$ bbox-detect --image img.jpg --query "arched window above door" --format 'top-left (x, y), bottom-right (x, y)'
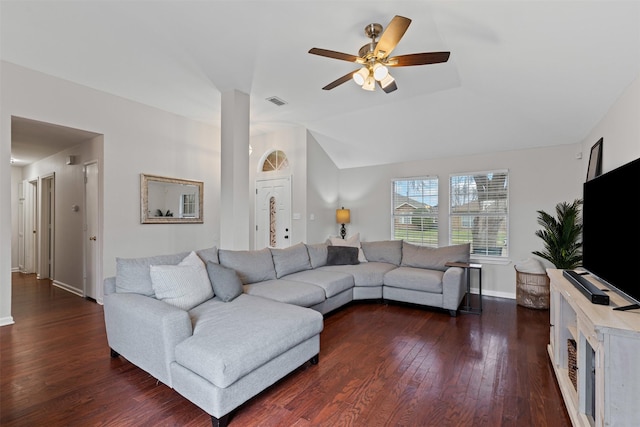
top-left (261, 150), bottom-right (289, 172)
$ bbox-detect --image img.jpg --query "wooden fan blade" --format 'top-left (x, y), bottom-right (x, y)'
top-left (378, 79), bottom-right (397, 94)
top-left (309, 48), bottom-right (360, 63)
top-left (387, 52), bottom-right (450, 67)
top-left (322, 70), bottom-right (357, 90)
top-left (374, 15), bottom-right (411, 59)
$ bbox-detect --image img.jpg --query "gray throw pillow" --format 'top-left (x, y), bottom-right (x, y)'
top-left (206, 261), bottom-right (243, 302)
top-left (270, 243), bottom-right (312, 278)
top-left (326, 246), bottom-right (360, 265)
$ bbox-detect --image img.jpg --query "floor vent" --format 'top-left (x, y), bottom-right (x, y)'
top-left (266, 96), bottom-right (287, 106)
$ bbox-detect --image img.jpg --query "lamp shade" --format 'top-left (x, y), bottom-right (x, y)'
top-left (336, 207), bottom-right (350, 224)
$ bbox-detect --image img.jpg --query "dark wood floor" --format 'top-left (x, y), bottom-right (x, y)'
top-left (1, 272), bottom-right (570, 426)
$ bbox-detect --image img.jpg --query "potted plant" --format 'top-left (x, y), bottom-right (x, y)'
top-left (532, 199), bottom-right (583, 269)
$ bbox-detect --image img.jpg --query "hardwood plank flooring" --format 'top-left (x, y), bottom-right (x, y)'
top-left (1, 273), bottom-right (570, 426)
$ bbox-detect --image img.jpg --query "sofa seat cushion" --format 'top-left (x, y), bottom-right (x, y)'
top-left (319, 262), bottom-right (397, 287)
top-left (283, 270), bottom-right (354, 298)
top-left (177, 294), bottom-right (323, 389)
top-left (383, 266), bottom-right (444, 293)
top-left (243, 279), bottom-right (326, 307)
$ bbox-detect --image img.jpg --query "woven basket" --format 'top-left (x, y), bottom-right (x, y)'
top-left (515, 267), bottom-right (550, 309)
top-left (567, 339), bottom-right (577, 390)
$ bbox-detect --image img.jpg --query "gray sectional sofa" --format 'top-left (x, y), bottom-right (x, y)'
top-left (103, 240), bottom-right (470, 427)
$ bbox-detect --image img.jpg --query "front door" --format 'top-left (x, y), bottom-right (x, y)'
top-left (255, 177), bottom-right (292, 249)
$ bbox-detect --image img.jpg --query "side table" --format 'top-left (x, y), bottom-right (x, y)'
top-left (445, 262), bottom-right (482, 314)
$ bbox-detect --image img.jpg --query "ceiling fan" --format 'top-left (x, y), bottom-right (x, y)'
top-left (309, 15), bottom-right (450, 93)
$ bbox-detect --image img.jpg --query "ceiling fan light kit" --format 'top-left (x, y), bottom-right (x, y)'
top-left (309, 15), bottom-right (450, 94)
top-left (362, 75), bottom-right (376, 91)
top-left (353, 67), bottom-right (369, 85)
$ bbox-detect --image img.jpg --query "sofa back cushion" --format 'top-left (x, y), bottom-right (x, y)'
top-left (401, 242), bottom-right (470, 271)
top-left (150, 251), bottom-right (214, 310)
top-left (116, 250), bottom-right (190, 296)
top-left (306, 243), bottom-right (328, 268)
top-left (218, 248), bottom-right (276, 284)
top-left (270, 243), bottom-right (312, 278)
top-left (361, 240), bottom-right (402, 265)
top-left (196, 246), bottom-right (219, 264)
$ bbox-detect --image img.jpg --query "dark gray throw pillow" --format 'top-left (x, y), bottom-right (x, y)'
top-left (206, 261), bottom-right (243, 302)
top-left (326, 245), bottom-right (360, 266)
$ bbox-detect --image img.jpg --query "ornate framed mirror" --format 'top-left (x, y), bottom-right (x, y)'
top-left (140, 174), bottom-right (203, 224)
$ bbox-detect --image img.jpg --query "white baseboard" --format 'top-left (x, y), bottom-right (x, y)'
top-left (52, 280), bottom-right (83, 297)
top-left (470, 287), bottom-right (516, 300)
top-left (0, 316), bottom-right (15, 326)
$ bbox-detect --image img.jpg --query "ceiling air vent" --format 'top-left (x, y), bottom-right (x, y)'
top-left (266, 96), bottom-right (287, 107)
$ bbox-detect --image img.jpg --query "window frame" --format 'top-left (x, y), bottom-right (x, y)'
top-left (391, 176), bottom-right (439, 247)
top-left (449, 169), bottom-right (509, 260)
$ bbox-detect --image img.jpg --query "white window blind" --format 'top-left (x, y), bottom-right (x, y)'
top-left (181, 193), bottom-right (196, 218)
top-left (449, 171), bottom-right (509, 257)
top-left (392, 177), bottom-right (438, 247)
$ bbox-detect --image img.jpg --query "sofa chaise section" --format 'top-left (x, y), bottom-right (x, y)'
top-left (103, 248), bottom-right (324, 427)
top-left (171, 294), bottom-right (323, 425)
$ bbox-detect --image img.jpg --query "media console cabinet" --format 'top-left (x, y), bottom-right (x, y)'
top-left (548, 269), bottom-right (640, 426)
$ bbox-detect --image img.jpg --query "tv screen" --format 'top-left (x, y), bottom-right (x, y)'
top-left (582, 156), bottom-right (640, 306)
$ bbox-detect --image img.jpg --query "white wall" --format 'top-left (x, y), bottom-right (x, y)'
top-left (305, 131), bottom-right (340, 244)
top-left (1, 61), bottom-right (220, 325)
top-left (580, 74), bottom-right (640, 174)
top-left (338, 144), bottom-right (583, 298)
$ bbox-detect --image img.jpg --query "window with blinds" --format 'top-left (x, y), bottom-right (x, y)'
top-left (449, 171), bottom-right (509, 257)
top-left (392, 177), bottom-right (438, 247)
top-left (181, 193), bottom-right (196, 218)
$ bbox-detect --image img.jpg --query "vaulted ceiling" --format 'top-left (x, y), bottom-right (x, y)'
top-left (3, 1), bottom-right (639, 169)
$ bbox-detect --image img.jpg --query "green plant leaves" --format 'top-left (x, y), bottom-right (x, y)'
top-left (532, 199), bottom-right (583, 269)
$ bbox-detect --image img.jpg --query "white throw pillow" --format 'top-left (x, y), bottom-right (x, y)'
top-left (150, 251), bottom-right (214, 310)
top-left (329, 232), bottom-right (367, 263)
top-left (515, 257), bottom-right (547, 274)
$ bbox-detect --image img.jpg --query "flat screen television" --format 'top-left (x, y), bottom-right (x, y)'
top-left (582, 156), bottom-right (640, 309)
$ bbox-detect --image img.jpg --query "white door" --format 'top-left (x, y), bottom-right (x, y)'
top-left (84, 162), bottom-right (99, 300)
top-left (24, 180), bottom-right (37, 274)
top-left (39, 175), bottom-right (54, 280)
top-left (17, 182), bottom-right (25, 271)
top-left (255, 177), bottom-right (292, 249)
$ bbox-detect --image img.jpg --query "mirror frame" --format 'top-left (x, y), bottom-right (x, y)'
top-left (140, 174), bottom-right (204, 224)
